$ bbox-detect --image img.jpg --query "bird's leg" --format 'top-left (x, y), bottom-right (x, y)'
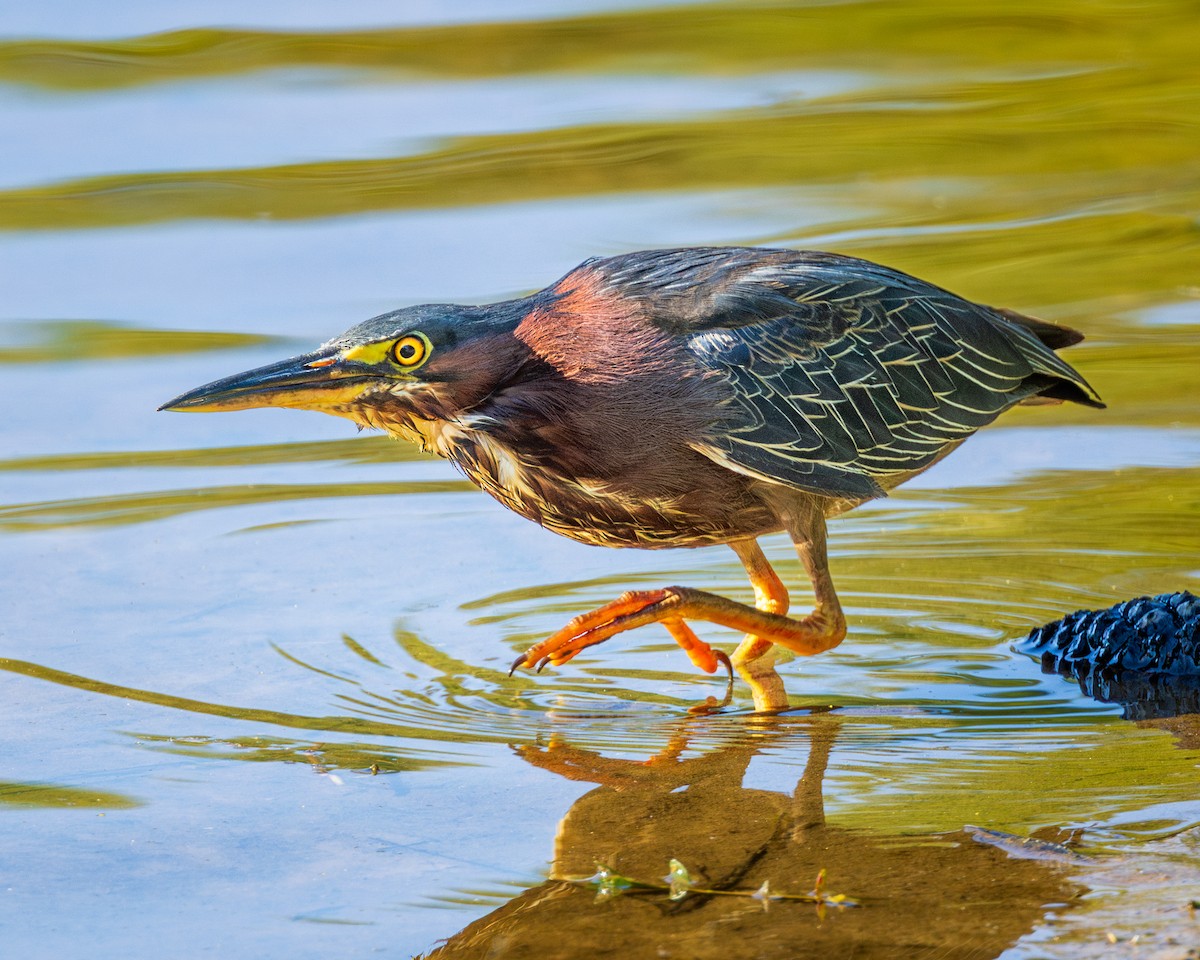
top-left (729, 500), bottom-right (845, 709)
top-left (510, 500), bottom-right (846, 711)
top-left (727, 539), bottom-right (790, 712)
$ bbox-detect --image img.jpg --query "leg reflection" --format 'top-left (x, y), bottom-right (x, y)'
top-left (422, 714), bottom-right (1081, 959)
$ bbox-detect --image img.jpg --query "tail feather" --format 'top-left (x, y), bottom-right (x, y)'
top-left (992, 307), bottom-right (1085, 350)
top-left (990, 306), bottom-right (1106, 409)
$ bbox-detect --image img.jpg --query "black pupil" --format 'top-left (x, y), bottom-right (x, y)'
top-left (398, 342), bottom-right (416, 360)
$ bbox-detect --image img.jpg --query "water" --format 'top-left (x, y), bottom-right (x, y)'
top-left (2, 2), bottom-right (1198, 957)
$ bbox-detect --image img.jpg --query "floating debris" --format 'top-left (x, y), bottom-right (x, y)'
top-left (585, 864), bottom-right (635, 904)
top-left (663, 859), bottom-right (692, 901)
top-left (751, 880), bottom-right (777, 911)
top-left (811, 868), bottom-right (826, 896)
top-left (966, 825), bottom-right (1093, 864)
top-left (569, 861), bottom-right (858, 909)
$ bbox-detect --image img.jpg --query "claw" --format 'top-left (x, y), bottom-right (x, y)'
top-left (713, 648), bottom-right (734, 682)
top-left (686, 649), bottom-right (735, 714)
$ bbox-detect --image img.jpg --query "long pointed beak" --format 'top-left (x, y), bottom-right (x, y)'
top-left (159, 348), bottom-right (374, 413)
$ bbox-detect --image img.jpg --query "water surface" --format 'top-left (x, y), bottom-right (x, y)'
top-left (2, 2), bottom-right (1198, 957)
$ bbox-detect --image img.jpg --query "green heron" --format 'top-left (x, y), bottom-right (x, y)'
top-left (162, 247), bottom-right (1103, 711)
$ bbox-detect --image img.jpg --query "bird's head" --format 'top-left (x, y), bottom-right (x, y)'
top-left (160, 301), bottom-right (532, 437)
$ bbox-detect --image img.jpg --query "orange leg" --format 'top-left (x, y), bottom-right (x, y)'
top-left (510, 497), bottom-right (846, 711)
top-left (728, 539), bottom-right (791, 712)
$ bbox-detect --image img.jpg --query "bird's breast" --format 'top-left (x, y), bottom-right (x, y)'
top-left (430, 417), bottom-right (779, 549)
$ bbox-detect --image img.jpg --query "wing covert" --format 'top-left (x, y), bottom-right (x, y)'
top-left (651, 249), bottom-right (1093, 499)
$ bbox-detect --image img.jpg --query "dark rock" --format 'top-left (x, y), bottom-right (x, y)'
top-left (1014, 591), bottom-right (1200, 720)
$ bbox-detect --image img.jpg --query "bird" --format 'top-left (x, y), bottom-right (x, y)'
top-left (161, 246), bottom-right (1104, 711)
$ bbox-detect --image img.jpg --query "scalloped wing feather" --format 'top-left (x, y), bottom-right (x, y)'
top-left (658, 251), bottom-right (1100, 500)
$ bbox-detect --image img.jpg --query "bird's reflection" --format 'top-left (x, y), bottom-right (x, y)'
top-left (421, 714), bottom-right (1081, 960)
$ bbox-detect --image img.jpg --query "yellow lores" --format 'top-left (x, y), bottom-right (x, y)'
top-left (342, 333), bottom-right (431, 371)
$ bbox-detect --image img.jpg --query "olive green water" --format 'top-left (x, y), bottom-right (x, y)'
top-left (2, 2), bottom-right (1198, 957)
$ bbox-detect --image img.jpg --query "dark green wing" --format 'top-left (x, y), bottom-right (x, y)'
top-left (604, 247), bottom-right (1101, 500)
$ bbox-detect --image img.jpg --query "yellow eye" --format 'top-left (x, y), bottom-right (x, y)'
top-left (391, 334), bottom-right (429, 368)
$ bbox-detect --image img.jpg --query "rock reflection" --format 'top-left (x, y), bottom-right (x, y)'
top-left (422, 715), bottom-right (1080, 960)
